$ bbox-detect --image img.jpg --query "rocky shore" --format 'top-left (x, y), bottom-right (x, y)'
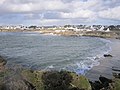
top-left (0, 56), bottom-right (120, 90)
top-left (40, 30), bottom-right (120, 39)
top-left (1, 29), bottom-right (120, 39)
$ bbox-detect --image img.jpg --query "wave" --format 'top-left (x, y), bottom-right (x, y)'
top-left (74, 39), bottom-right (111, 75)
top-left (59, 38), bottom-right (112, 75)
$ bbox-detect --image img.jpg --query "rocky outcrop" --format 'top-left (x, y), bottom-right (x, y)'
top-left (0, 56), bottom-right (120, 90)
top-left (0, 56), bottom-right (32, 90)
top-left (40, 30), bottom-right (119, 39)
top-left (0, 69), bottom-right (91, 90)
top-left (0, 67), bottom-right (120, 90)
top-left (0, 78), bottom-right (32, 90)
top-left (89, 74), bottom-right (120, 90)
top-left (21, 70), bottom-right (91, 90)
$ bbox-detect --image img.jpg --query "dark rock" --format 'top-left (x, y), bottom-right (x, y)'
top-left (0, 56), bottom-right (7, 65)
top-left (112, 67), bottom-right (120, 72)
top-left (116, 37), bottom-right (120, 39)
top-left (104, 54), bottom-right (113, 57)
top-left (99, 75), bottom-right (112, 84)
top-left (23, 79), bottom-right (36, 90)
top-left (99, 75), bottom-right (112, 89)
top-left (89, 75), bottom-right (113, 90)
top-left (113, 73), bottom-right (120, 78)
top-left (89, 81), bottom-right (103, 90)
top-left (0, 56), bottom-right (7, 72)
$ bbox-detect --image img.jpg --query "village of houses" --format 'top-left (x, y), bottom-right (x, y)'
top-left (0, 25), bottom-right (120, 38)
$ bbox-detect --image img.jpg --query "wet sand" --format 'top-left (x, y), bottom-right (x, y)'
top-left (85, 39), bottom-right (120, 81)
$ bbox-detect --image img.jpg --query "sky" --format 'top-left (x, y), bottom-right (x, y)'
top-left (0, 0), bottom-right (120, 26)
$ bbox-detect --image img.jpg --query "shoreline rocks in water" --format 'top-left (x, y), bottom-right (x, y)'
top-left (104, 54), bottom-right (113, 57)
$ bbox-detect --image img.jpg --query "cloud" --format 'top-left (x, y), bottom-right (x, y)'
top-left (0, 0), bottom-right (5, 4)
top-left (0, 0), bottom-right (120, 25)
top-left (99, 6), bottom-right (120, 20)
top-left (23, 19), bottom-right (72, 26)
top-left (70, 0), bottom-right (101, 10)
top-left (0, 0), bottom-right (68, 13)
top-left (60, 10), bottom-right (96, 19)
top-left (0, 0), bottom-right (103, 13)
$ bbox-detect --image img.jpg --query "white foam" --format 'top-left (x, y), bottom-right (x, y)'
top-left (48, 65), bottom-right (54, 69)
top-left (43, 33), bottom-right (59, 36)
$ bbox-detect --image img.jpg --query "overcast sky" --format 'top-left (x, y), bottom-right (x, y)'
top-left (0, 0), bottom-right (120, 26)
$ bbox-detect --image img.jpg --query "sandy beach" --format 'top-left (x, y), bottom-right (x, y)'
top-left (86, 39), bottom-right (120, 81)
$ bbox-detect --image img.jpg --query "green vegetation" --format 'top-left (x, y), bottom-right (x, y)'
top-left (21, 70), bottom-right (44, 90)
top-left (21, 70), bottom-right (91, 90)
top-left (113, 78), bottom-right (120, 90)
top-left (70, 73), bottom-right (91, 90)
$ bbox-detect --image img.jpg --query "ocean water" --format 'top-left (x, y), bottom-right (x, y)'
top-left (0, 32), bottom-right (111, 74)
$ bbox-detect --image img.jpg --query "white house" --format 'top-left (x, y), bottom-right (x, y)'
top-left (105, 28), bottom-right (110, 32)
top-left (98, 26), bottom-right (104, 31)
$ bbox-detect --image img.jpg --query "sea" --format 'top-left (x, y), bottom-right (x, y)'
top-left (0, 32), bottom-right (111, 75)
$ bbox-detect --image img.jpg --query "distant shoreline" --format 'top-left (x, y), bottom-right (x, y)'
top-left (1, 29), bottom-right (120, 39)
top-left (0, 29), bottom-right (40, 32)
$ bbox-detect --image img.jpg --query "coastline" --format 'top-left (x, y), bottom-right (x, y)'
top-left (0, 33), bottom-right (120, 89)
top-left (1, 29), bottom-right (120, 39)
top-left (85, 38), bottom-right (120, 81)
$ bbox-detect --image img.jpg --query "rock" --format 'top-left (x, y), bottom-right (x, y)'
top-left (99, 75), bottom-right (112, 84)
top-left (89, 75), bottom-right (113, 90)
top-left (0, 56), bottom-right (7, 65)
top-left (99, 76), bottom-right (112, 90)
top-left (116, 37), bottom-right (120, 39)
top-left (21, 70), bottom-right (44, 90)
top-left (99, 76), bottom-right (112, 89)
top-left (104, 54), bottom-right (113, 57)
top-left (112, 78), bottom-right (120, 90)
top-left (0, 79), bottom-right (30, 90)
top-left (113, 73), bottom-right (120, 79)
top-left (23, 79), bottom-right (36, 90)
top-left (0, 69), bottom-right (37, 90)
top-left (112, 67), bottom-right (120, 72)
top-left (0, 56), bottom-right (7, 72)
top-left (89, 81), bottom-right (103, 90)
top-left (69, 72), bottom-right (92, 90)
